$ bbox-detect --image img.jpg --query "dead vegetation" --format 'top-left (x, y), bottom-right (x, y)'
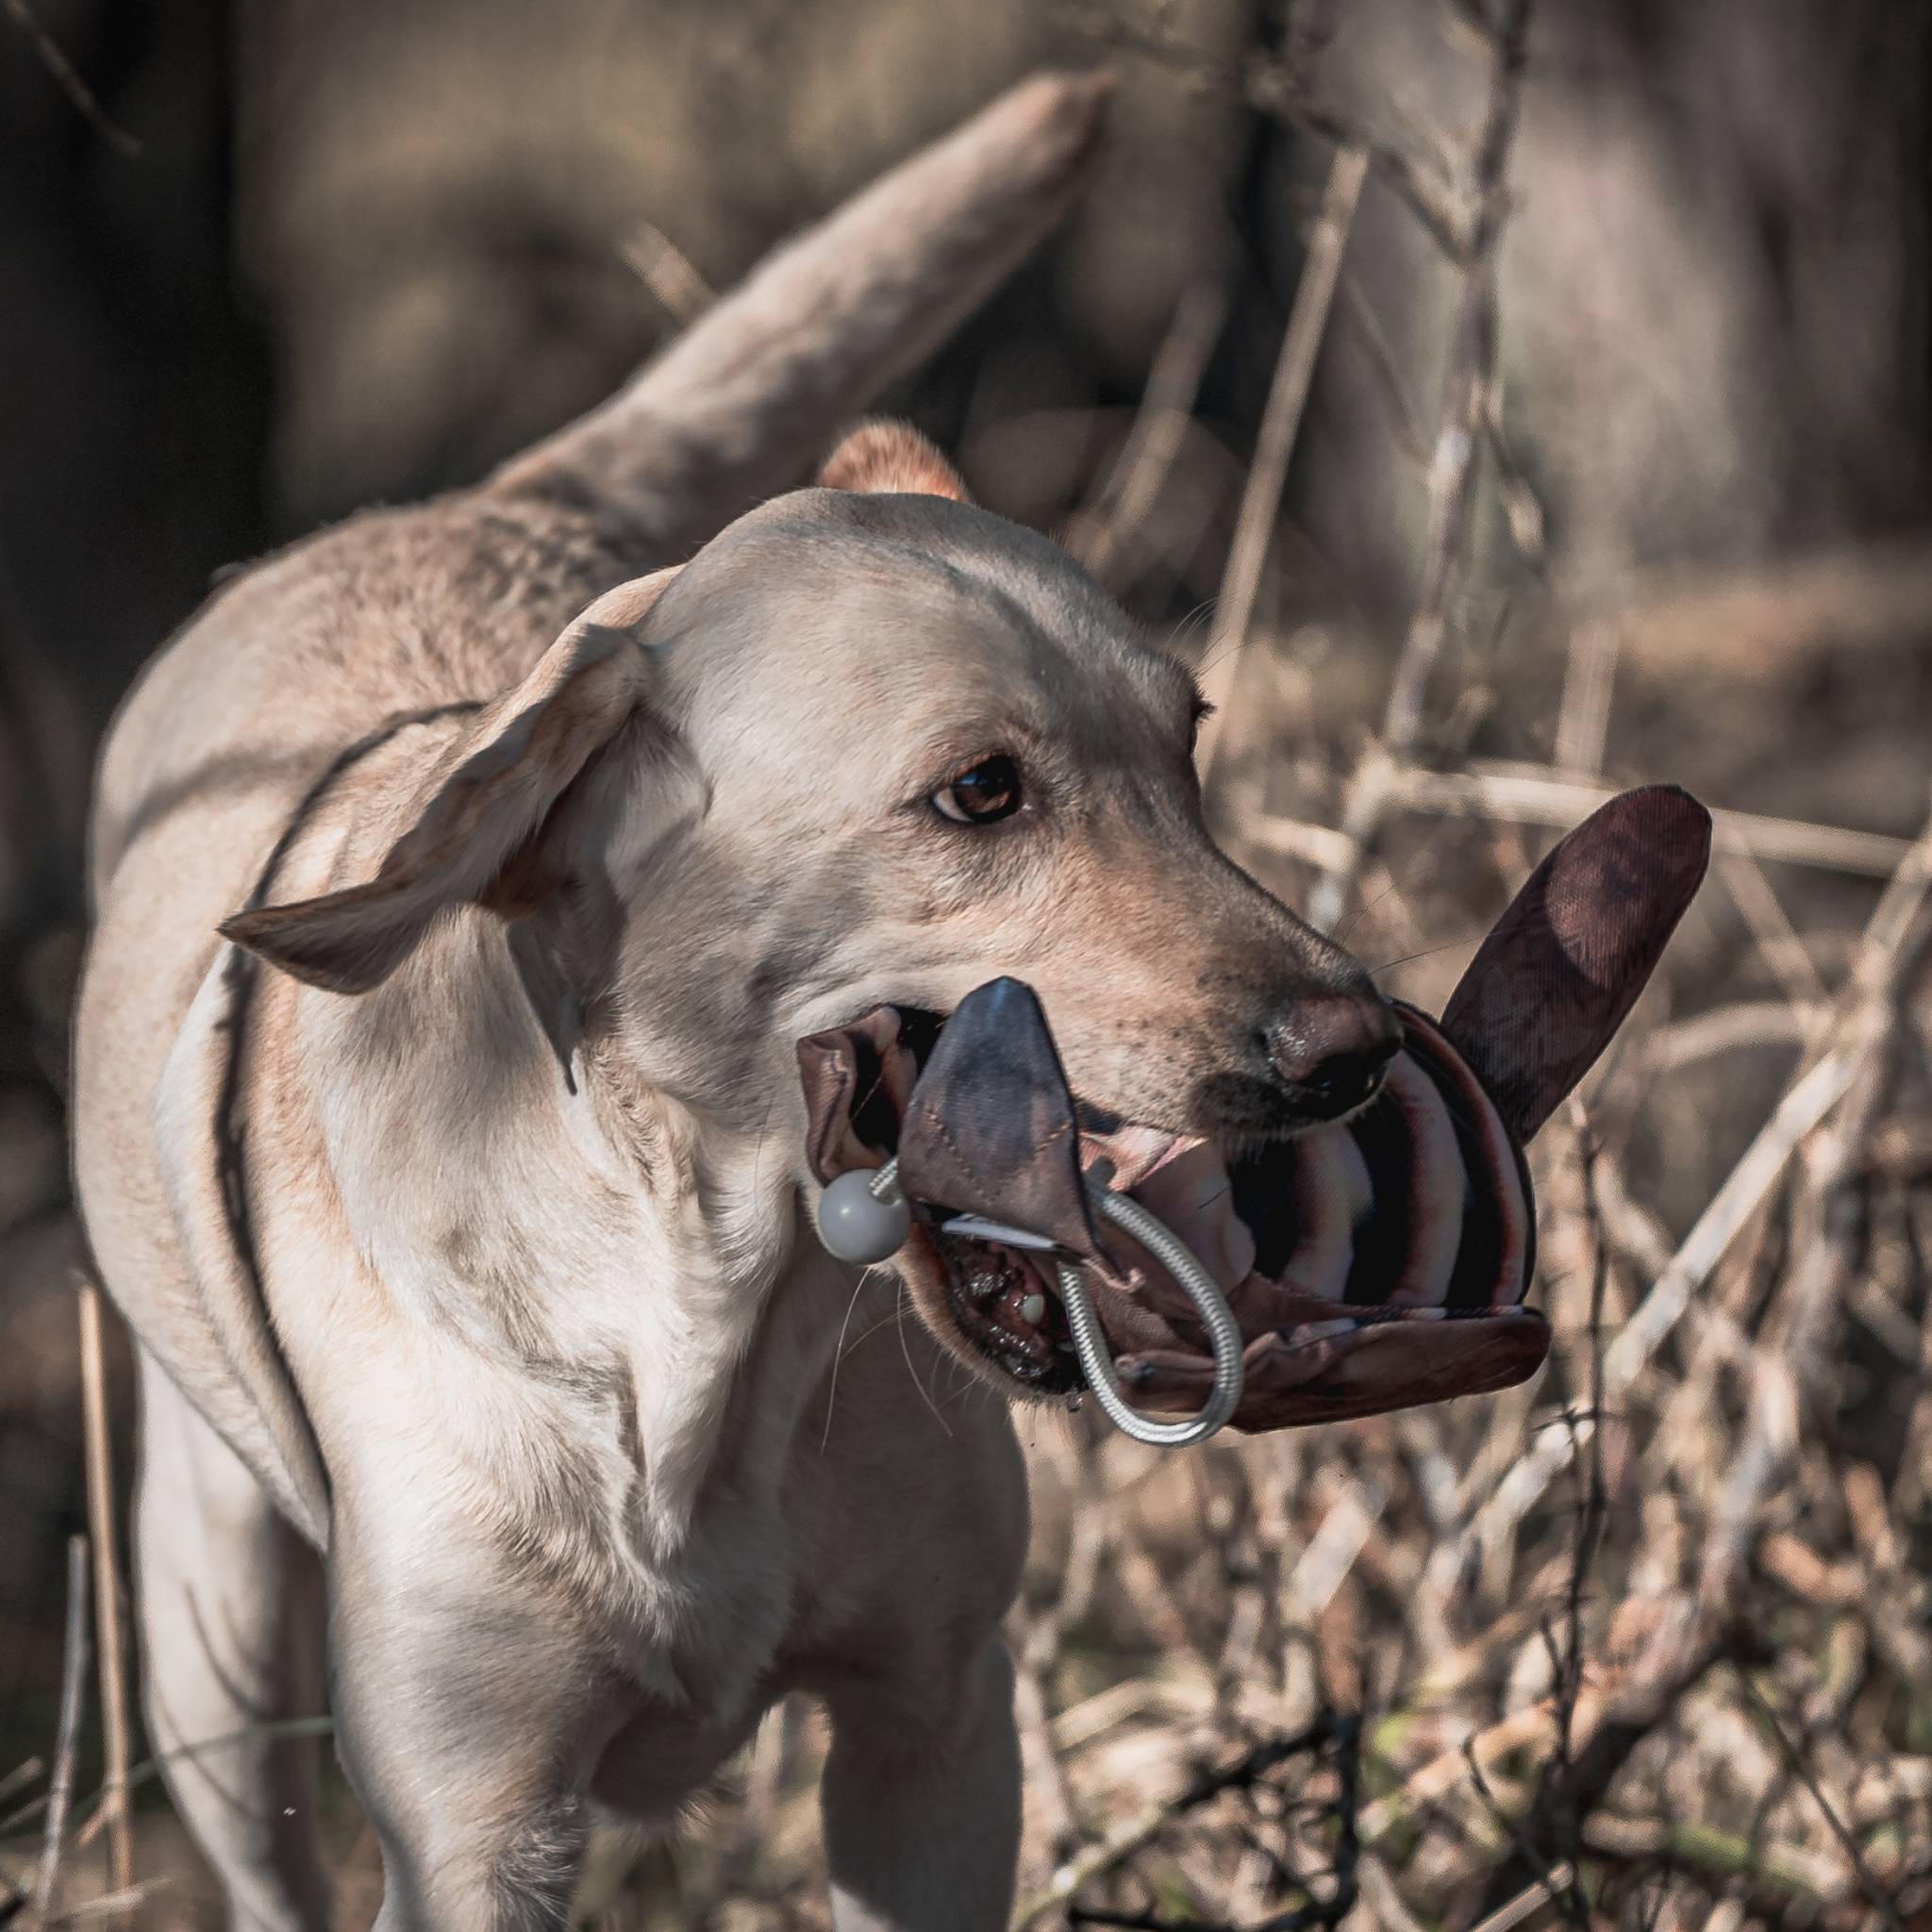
top-left (4, 0), bottom-right (1931, 1925)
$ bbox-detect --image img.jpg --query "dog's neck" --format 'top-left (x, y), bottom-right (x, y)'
top-left (306, 908), bottom-right (849, 1566)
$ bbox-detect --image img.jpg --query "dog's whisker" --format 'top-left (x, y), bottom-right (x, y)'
top-left (1335, 852), bottom-right (1436, 945)
top-left (1164, 596), bottom-right (1218, 656)
top-left (939, 1360), bottom-right (992, 1415)
top-left (819, 1265), bottom-right (879, 1453)
top-left (895, 1282), bottom-right (954, 1440)
top-left (749, 1093), bottom-right (779, 1200)
top-left (828, 1296), bottom-right (907, 1371)
top-left (1368, 936), bottom-right (1482, 978)
top-left (924, 1312), bottom-right (959, 1413)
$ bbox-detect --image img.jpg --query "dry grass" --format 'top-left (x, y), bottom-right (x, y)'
top-left (5, 2), bottom-right (1931, 1926)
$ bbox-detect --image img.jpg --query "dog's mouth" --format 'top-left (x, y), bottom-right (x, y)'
top-left (928, 1224), bottom-right (1078, 1391)
top-left (796, 981), bottom-right (1544, 1427)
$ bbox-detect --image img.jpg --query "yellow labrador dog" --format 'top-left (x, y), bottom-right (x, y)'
top-left (74, 72), bottom-right (1407, 1932)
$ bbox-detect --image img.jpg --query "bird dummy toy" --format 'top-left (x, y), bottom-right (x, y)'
top-left (798, 786), bottom-right (1712, 1446)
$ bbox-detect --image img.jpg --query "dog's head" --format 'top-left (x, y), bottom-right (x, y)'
top-left (225, 424), bottom-right (1706, 1410)
top-left (633, 424), bottom-right (1397, 1144)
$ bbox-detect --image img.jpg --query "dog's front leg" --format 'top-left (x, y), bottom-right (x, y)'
top-left (819, 1636), bottom-right (1022, 1932)
top-left (326, 1522), bottom-right (619, 1932)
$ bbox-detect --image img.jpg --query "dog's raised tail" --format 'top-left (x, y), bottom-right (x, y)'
top-left (491, 71), bottom-right (1111, 551)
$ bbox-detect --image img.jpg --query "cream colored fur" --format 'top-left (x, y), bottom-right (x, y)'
top-left (73, 71), bottom-right (1376, 1932)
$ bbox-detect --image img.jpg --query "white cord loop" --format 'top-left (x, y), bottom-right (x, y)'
top-left (1054, 1184), bottom-right (1244, 1447)
top-left (817, 1156), bottom-right (1244, 1447)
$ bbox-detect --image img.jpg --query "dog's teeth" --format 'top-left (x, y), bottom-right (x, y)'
top-left (1019, 1292), bottom-right (1046, 1326)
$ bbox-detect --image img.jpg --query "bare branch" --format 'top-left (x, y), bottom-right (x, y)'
top-left (76, 1283), bottom-right (134, 1920)
top-left (1196, 143), bottom-right (1369, 790)
top-left (1307, 0), bottom-right (1534, 931)
top-left (1068, 280), bottom-right (1228, 584)
top-left (2, 0), bottom-right (139, 156)
top-left (29, 1538), bottom-right (91, 1924)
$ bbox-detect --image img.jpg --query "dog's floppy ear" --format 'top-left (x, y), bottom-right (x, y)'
top-left (1439, 785), bottom-right (1712, 1141)
top-left (221, 570), bottom-right (682, 995)
top-left (818, 419), bottom-right (971, 502)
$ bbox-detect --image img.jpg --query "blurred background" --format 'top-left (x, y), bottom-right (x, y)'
top-left (4, 0), bottom-right (1931, 1924)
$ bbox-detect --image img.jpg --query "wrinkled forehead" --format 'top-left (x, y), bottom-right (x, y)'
top-left (647, 492), bottom-right (1192, 779)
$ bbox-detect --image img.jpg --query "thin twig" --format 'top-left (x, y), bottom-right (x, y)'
top-left (30, 1539), bottom-right (91, 1922)
top-left (1483, 387), bottom-right (1547, 566)
top-left (1462, 1736), bottom-right (1584, 1925)
top-left (1, 0), bottom-right (140, 155)
top-left (52, 1878), bottom-right (176, 1924)
top-left (1385, 763), bottom-right (1917, 877)
top-left (1545, 1121), bottom-right (1611, 1897)
top-left (1469, 1041), bottom-right (1857, 1556)
top-left (1733, 1670), bottom-right (1907, 1931)
top-left (1307, 0), bottom-right (1534, 931)
top-left (1569, 536), bottom-right (1932, 685)
top-left (1244, 68), bottom-right (1467, 260)
top-left (1718, 848), bottom-right (1831, 1007)
top-left (1553, 622), bottom-right (1617, 775)
top-left (76, 1283), bottom-right (133, 1916)
top-left (1196, 143), bottom-right (1368, 791)
top-left (1065, 6), bottom-right (1465, 256)
top-left (1334, 274), bottom-right (1429, 469)
top-left (1474, 1596), bottom-right (1732, 1909)
top-left (619, 222), bottom-right (717, 328)
top-left (1464, 1862), bottom-right (1576, 1932)
top-left (1640, 1000), bottom-right (1819, 1075)
top-left (1013, 1723), bottom-right (1336, 1927)
top-left (1069, 281), bottom-right (1227, 584)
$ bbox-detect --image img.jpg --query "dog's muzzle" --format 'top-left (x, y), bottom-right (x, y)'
top-left (793, 785), bottom-right (1715, 1445)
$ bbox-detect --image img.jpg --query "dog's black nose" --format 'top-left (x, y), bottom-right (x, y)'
top-left (1259, 993), bottom-right (1401, 1123)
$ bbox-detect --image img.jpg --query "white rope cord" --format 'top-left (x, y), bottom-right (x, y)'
top-left (823, 1158), bottom-right (1245, 1447)
top-left (1054, 1184), bottom-right (1245, 1446)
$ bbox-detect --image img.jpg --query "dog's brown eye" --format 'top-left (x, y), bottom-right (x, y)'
top-left (932, 756), bottom-right (1023, 824)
